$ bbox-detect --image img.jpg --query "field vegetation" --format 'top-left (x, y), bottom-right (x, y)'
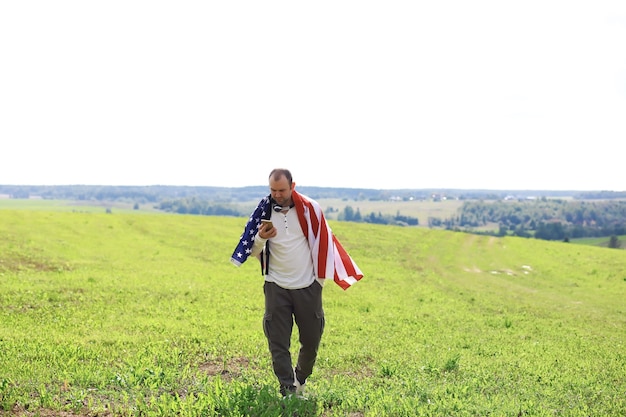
top-left (0, 207), bottom-right (625, 416)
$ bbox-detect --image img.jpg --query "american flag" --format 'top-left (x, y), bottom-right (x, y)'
top-left (230, 196), bottom-right (271, 267)
top-left (231, 191), bottom-right (363, 290)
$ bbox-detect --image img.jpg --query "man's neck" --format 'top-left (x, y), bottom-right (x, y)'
top-left (280, 200), bottom-right (293, 213)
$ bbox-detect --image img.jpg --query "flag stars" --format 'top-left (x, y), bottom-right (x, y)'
top-left (231, 198), bottom-right (270, 265)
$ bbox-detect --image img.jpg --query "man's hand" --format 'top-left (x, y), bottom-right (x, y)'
top-left (259, 223), bottom-right (277, 239)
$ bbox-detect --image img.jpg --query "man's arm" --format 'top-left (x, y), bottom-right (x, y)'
top-left (250, 233), bottom-right (266, 258)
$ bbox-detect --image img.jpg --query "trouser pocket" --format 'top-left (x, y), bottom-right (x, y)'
top-left (315, 309), bottom-right (325, 336)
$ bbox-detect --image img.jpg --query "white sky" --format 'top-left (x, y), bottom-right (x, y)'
top-left (1, 1), bottom-right (625, 191)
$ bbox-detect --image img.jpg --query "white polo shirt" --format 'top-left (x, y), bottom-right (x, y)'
top-left (252, 208), bottom-right (316, 290)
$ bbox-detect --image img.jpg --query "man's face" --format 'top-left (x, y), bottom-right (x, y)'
top-left (269, 175), bottom-right (293, 207)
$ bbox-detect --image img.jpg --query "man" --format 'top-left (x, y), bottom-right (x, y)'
top-left (231, 168), bottom-right (363, 397)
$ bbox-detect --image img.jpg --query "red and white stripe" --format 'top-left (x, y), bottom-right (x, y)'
top-left (293, 191), bottom-right (363, 290)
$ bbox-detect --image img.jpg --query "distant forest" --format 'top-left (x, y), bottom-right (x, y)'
top-left (441, 198), bottom-right (626, 241)
top-left (2, 184), bottom-right (625, 203)
top-left (2, 185), bottom-right (626, 242)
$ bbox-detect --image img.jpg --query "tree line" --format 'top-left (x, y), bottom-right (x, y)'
top-left (337, 205), bottom-right (419, 226)
top-left (6, 185), bottom-right (626, 204)
top-left (3, 185), bottom-right (625, 243)
top-left (158, 198), bottom-right (241, 216)
top-left (159, 197), bottom-right (625, 244)
top-left (442, 198), bottom-right (626, 240)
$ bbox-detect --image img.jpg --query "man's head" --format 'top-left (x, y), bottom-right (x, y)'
top-left (269, 168), bottom-right (295, 207)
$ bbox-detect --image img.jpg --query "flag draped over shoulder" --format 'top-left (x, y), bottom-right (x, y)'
top-left (230, 191), bottom-right (363, 290)
top-left (230, 196), bottom-right (271, 267)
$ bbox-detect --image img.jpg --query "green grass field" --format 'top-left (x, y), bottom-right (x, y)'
top-left (1, 208), bottom-right (625, 416)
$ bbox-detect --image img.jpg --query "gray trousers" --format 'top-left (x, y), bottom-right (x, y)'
top-left (263, 281), bottom-right (325, 388)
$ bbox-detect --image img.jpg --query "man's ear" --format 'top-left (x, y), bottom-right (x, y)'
top-left (291, 181), bottom-right (296, 191)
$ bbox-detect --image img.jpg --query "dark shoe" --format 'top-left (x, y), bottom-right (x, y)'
top-left (280, 384), bottom-right (297, 397)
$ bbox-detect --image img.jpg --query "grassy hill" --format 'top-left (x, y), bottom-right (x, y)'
top-left (0, 210), bottom-right (625, 416)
